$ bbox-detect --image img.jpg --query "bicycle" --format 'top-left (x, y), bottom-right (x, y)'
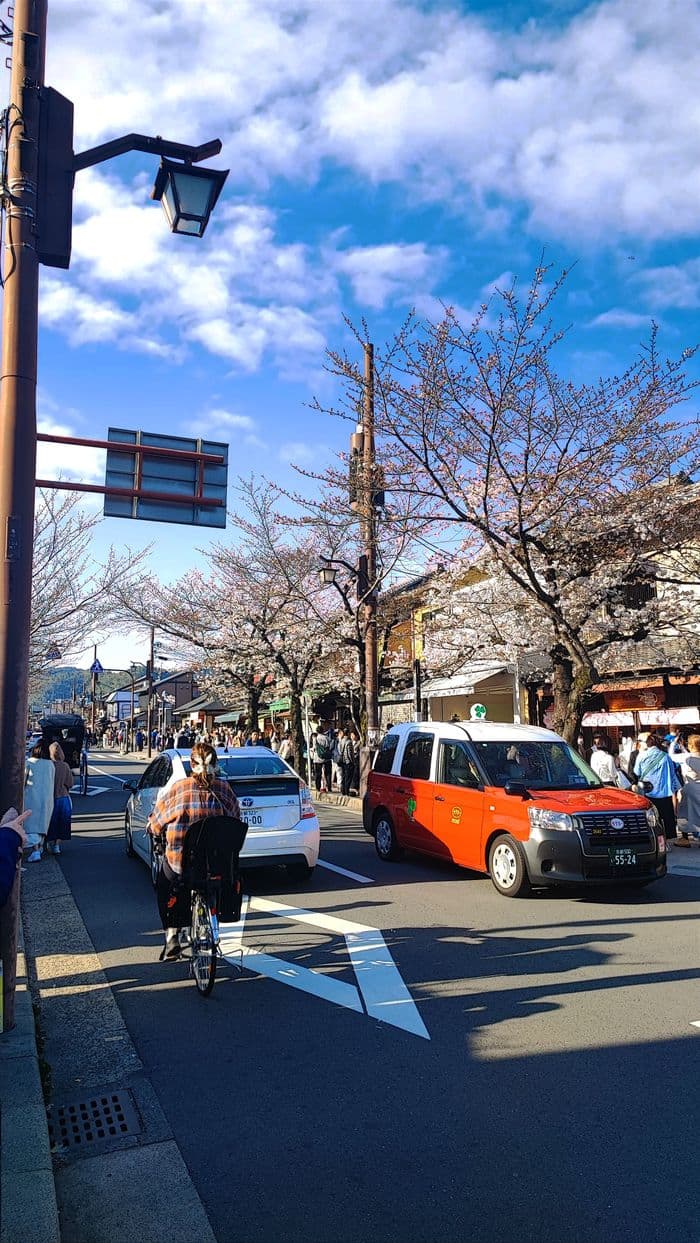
top-left (156, 815), bottom-right (248, 997)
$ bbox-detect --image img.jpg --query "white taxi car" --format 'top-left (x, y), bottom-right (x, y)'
top-left (123, 747), bottom-right (320, 885)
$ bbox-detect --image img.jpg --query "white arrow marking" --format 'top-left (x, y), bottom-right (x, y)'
top-left (218, 896), bottom-right (429, 1039)
top-left (76, 785), bottom-right (111, 798)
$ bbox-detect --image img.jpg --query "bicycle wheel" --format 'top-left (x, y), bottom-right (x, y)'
top-left (190, 893), bottom-right (216, 996)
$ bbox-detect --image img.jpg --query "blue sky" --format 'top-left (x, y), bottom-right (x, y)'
top-left (14, 0), bottom-right (700, 669)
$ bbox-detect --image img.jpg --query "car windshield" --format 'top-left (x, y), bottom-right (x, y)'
top-left (180, 754), bottom-right (290, 778)
top-left (472, 740), bottom-right (601, 790)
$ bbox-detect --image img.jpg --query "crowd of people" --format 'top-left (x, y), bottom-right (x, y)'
top-left (101, 718), bottom-right (364, 796)
top-left (585, 728), bottom-right (700, 845)
top-left (22, 738), bottom-right (74, 861)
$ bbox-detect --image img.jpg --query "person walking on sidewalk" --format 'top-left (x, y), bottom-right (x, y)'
top-left (46, 742), bottom-right (74, 855)
top-left (633, 732), bottom-right (680, 842)
top-left (313, 724), bottom-right (333, 793)
top-left (148, 742), bottom-right (241, 959)
top-left (338, 728), bottom-right (355, 795)
top-left (24, 740), bottom-right (55, 861)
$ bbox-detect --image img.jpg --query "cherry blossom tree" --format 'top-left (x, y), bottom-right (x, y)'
top-left (318, 267), bottom-right (700, 740)
top-left (30, 490), bottom-right (148, 697)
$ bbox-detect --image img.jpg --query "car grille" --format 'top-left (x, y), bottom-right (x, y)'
top-left (576, 811), bottom-right (654, 856)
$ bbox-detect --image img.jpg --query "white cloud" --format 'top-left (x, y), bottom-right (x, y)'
top-left (633, 260), bottom-right (700, 310)
top-left (332, 242), bottom-right (445, 309)
top-left (588, 308), bottom-right (655, 329)
top-left (36, 416), bottom-right (106, 485)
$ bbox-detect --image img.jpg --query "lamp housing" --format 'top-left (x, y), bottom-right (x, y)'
top-left (151, 157), bottom-right (229, 237)
top-left (320, 566), bottom-right (337, 586)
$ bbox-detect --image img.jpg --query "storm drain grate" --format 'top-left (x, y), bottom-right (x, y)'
top-left (48, 1090), bottom-right (142, 1151)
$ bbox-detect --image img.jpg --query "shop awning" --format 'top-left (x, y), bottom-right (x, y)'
top-left (421, 663), bottom-right (507, 700)
top-left (639, 707), bottom-right (700, 725)
top-left (268, 697), bottom-right (291, 713)
top-left (582, 711), bottom-right (635, 727)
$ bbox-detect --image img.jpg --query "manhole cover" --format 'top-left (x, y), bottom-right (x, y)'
top-left (48, 1090), bottom-right (142, 1151)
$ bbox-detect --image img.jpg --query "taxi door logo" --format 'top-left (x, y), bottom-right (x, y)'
top-left (451, 806), bottom-right (462, 825)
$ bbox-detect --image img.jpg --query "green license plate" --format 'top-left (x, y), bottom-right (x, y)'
top-left (609, 846), bottom-right (636, 866)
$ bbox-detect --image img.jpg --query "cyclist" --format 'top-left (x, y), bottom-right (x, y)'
top-left (148, 742), bottom-right (241, 959)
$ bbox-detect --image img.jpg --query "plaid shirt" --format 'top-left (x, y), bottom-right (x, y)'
top-left (148, 776), bottom-right (241, 874)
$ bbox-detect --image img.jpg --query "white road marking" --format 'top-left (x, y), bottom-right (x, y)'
top-left (218, 895), bottom-right (429, 1039)
top-left (317, 859), bottom-right (374, 884)
top-left (88, 765), bottom-right (126, 781)
top-left (691, 1021), bottom-right (700, 1029)
top-left (77, 785), bottom-right (111, 798)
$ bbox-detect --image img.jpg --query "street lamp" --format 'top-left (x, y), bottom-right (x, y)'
top-left (151, 158), bottom-right (229, 237)
top-left (319, 565), bottom-right (338, 586)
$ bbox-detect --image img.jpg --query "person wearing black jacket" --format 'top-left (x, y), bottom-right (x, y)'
top-left (0, 809), bottom-right (30, 907)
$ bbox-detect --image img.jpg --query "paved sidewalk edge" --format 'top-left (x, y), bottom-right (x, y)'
top-left (314, 791), bottom-right (363, 815)
top-left (0, 916), bottom-right (60, 1243)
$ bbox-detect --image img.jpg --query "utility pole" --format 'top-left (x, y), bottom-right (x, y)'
top-left (146, 625), bottom-right (154, 757)
top-left (0, 0), bottom-right (47, 1031)
top-left (359, 342), bottom-right (379, 794)
top-left (90, 642), bottom-right (98, 734)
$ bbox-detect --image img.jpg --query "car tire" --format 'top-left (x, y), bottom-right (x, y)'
top-left (125, 814), bottom-right (135, 858)
top-left (287, 862), bottom-right (315, 883)
top-left (489, 835), bottom-right (530, 898)
top-left (150, 837), bottom-right (161, 888)
top-left (374, 812), bottom-right (403, 862)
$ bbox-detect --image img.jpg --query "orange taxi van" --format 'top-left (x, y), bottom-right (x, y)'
top-left (363, 720), bottom-right (667, 897)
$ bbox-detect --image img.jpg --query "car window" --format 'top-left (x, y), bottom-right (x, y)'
top-left (472, 740), bottom-right (600, 789)
top-left (439, 741), bottom-right (482, 789)
top-left (217, 755), bottom-right (289, 777)
top-left (138, 760), bottom-right (162, 789)
top-left (374, 733), bottom-right (399, 775)
top-left (400, 733), bottom-right (434, 781)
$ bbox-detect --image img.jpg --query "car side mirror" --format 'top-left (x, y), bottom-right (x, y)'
top-left (504, 780), bottom-right (531, 799)
top-left (122, 780), bottom-right (137, 793)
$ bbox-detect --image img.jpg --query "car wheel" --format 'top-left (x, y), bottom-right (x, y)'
top-left (125, 814), bottom-right (135, 858)
top-left (286, 862), bottom-right (315, 883)
top-left (374, 812), bottom-right (403, 862)
top-left (489, 835), bottom-right (530, 898)
top-left (150, 837), bottom-right (161, 888)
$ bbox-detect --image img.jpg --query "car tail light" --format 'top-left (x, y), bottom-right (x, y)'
top-left (300, 785), bottom-right (316, 820)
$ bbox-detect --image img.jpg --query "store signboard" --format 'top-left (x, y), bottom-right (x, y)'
top-left (605, 687), bottom-right (665, 712)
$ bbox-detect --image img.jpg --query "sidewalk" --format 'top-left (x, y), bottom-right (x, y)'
top-left (0, 919), bottom-right (60, 1243)
top-left (9, 853), bottom-right (218, 1243)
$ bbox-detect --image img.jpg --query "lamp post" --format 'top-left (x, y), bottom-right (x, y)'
top-left (0, 1), bottom-right (228, 1029)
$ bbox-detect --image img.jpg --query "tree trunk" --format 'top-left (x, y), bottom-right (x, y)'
top-left (246, 675), bottom-right (263, 731)
top-left (549, 646), bottom-right (595, 744)
top-left (289, 689), bottom-right (307, 783)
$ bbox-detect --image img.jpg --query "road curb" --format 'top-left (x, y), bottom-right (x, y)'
top-left (314, 791), bottom-right (364, 815)
top-left (0, 914), bottom-right (60, 1243)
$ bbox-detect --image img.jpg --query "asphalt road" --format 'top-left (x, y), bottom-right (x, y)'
top-left (58, 750), bottom-right (700, 1243)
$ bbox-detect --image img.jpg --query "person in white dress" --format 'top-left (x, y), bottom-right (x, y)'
top-left (24, 740), bottom-right (56, 861)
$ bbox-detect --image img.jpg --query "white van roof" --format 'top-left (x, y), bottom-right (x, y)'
top-left (386, 721), bottom-right (564, 744)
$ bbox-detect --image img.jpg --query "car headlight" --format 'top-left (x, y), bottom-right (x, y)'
top-left (645, 806), bottom-right (659, 830)
top-left (528, 807), bottom-right (575, 833)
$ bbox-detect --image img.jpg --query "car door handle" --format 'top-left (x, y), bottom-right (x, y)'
top-left (435, 795), bottom-right (445, 802)
top-left (396, 787), bottom-right (409, 795)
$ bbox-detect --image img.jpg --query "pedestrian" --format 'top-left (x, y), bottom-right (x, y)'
top-left (135, 728), bottom-right (144, 751)
top-left (589, 735), bottom-right (626, 787)
top-left (633, 732), bottom-right (680, 841)
top-left (0, 808), bottom-right (31, 906)
top-left (147, 741), bottom-right (241, 959)
top-left (669, 733), bottom-right (700, 845)
top-left (46, 742), bottom-right (74, 855)
top-left (246, 729), bottom-right (262, 747)
top-left (312, 723), bottom-right (333, 793)
top-left (278, 731), bottom-right (294, 768)
top-left (331, 729), bottom-right (342, 790)
top-left (338, 728), bottom-right (355, 795)
top-left (24, 740), bottom-right (56, 861)
top-left (350, 729), bottom-right (361, 794)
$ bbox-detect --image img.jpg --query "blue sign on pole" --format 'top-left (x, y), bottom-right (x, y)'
top-left (103, 428), bottom-right (228, 528)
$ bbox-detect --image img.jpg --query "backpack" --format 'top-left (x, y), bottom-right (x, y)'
top-left (315, 734), bottom-right (332, 761)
